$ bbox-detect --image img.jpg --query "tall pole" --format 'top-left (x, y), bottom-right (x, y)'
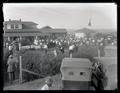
top-left (19, 43), bottom-right (21, 51)
top-left (19, 56), bottom-right (22, 83)
top-left (98, 48), bottom-right (100, 58)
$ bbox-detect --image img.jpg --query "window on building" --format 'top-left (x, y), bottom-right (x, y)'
top-left (11, 24), bottom-right (14, 29)
top-left (68, 72), bottom-right (74, 75)
top-left (4, 24), bottom-right (7, 29)
top-left (15, 24), bottom-right (19, 29)
top-left (80, 72), bottom-right (86, 75)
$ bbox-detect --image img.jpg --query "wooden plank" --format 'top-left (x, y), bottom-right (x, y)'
top-left (22, 69), bottom-right (45, 77)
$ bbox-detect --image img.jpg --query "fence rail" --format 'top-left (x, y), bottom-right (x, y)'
top-left (19, 55), bottom-right (46, 84)
top-left (22, 69), bottom-right (45, 77)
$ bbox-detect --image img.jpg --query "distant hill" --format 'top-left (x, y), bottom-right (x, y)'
top-left (75, 28), bottom-right (96, 33)
top-left (67, 28), bottom-right (117, 34)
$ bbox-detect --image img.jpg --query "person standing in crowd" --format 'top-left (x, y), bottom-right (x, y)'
top-left (60, 45), bottom-right (64, 54)
top-left (41, 76), bottom-right (53, 90)
top-left (8, 44), bottom-right (13, 55)
top-left (43, 43), bottom-right (48, 54)
top-left (7, 55), bottom-right (17, 84)
top-left (69, 44), bottom-right (75, 58)
top-left (5, 42), bottom-right (9, 48)
top-left (53, 49), bottom-right (57, 57)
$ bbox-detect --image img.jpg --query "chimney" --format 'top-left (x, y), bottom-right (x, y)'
top-left (9, 19), bottom-right (11, 21)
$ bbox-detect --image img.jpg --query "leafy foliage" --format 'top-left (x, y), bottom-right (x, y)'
top-left (21, 49), bottom-right (63, 81)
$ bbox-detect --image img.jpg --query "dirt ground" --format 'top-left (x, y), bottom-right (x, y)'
top-left (4, 74), bottom-right (62, 90)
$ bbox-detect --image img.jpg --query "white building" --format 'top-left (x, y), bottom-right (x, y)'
top-left (60, 58), bottom-right (92, 90)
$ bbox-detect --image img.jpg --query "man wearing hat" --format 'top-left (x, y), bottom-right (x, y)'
top-left (7, 55), bottom-right (17, 83)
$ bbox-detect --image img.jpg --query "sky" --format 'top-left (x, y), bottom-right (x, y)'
top-left (3, 3), bottom-right (117, 30)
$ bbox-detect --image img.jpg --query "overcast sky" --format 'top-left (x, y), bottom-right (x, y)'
top-left (3, 3), bottom-right (117, 30)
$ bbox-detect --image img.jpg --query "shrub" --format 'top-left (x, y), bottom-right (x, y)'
top-left (21, 49), bottom-right (63, 81)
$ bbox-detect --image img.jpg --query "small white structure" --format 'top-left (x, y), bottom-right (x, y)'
top-left (60, 58), bottom-right (92, 90)
top-left (75, 33), bottom-right (85, 38)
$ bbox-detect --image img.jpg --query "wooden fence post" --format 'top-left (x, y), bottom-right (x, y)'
top-left (19, 56), bottom-right (22, 84)
top-left (70, 53), bottom-right (72, 58)
top-left (98, 49), bottom-right (100, 58)
top-left (19, 42), bottom-right (21, 51)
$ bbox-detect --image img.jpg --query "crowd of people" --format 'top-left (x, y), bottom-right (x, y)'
top-left (4, 32), bottom-right (117, 56)
top-left (31, 33), bottom-right (116, 57)
top-left (4, 33), bottom-right (117, 63)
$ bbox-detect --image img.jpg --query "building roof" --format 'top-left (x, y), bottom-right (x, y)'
top-left (4, 28), bottom-right (67, 33)
top-left (4, 29), bottom-right (41, 32)
top-left (40, 26), bottom-right (67, 33)
top-left (4, 21), bottom-right (38, 25)
top-left (4, 29), bottom-right (50, 37)
top-left (4, 32), bottom-right (49, 37)
top-left (4, 28), bottom-right (67, 37)
top-left (61, 58), bottom-right (92, 68)
top-left (40, 28), bottom-right (67, 33)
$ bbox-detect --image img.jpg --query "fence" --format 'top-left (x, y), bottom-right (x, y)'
top-left (18, 43), bottom-right (46, 84)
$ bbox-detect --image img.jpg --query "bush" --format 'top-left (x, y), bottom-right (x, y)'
top-left (21, 49), bottom-right (63, 81)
